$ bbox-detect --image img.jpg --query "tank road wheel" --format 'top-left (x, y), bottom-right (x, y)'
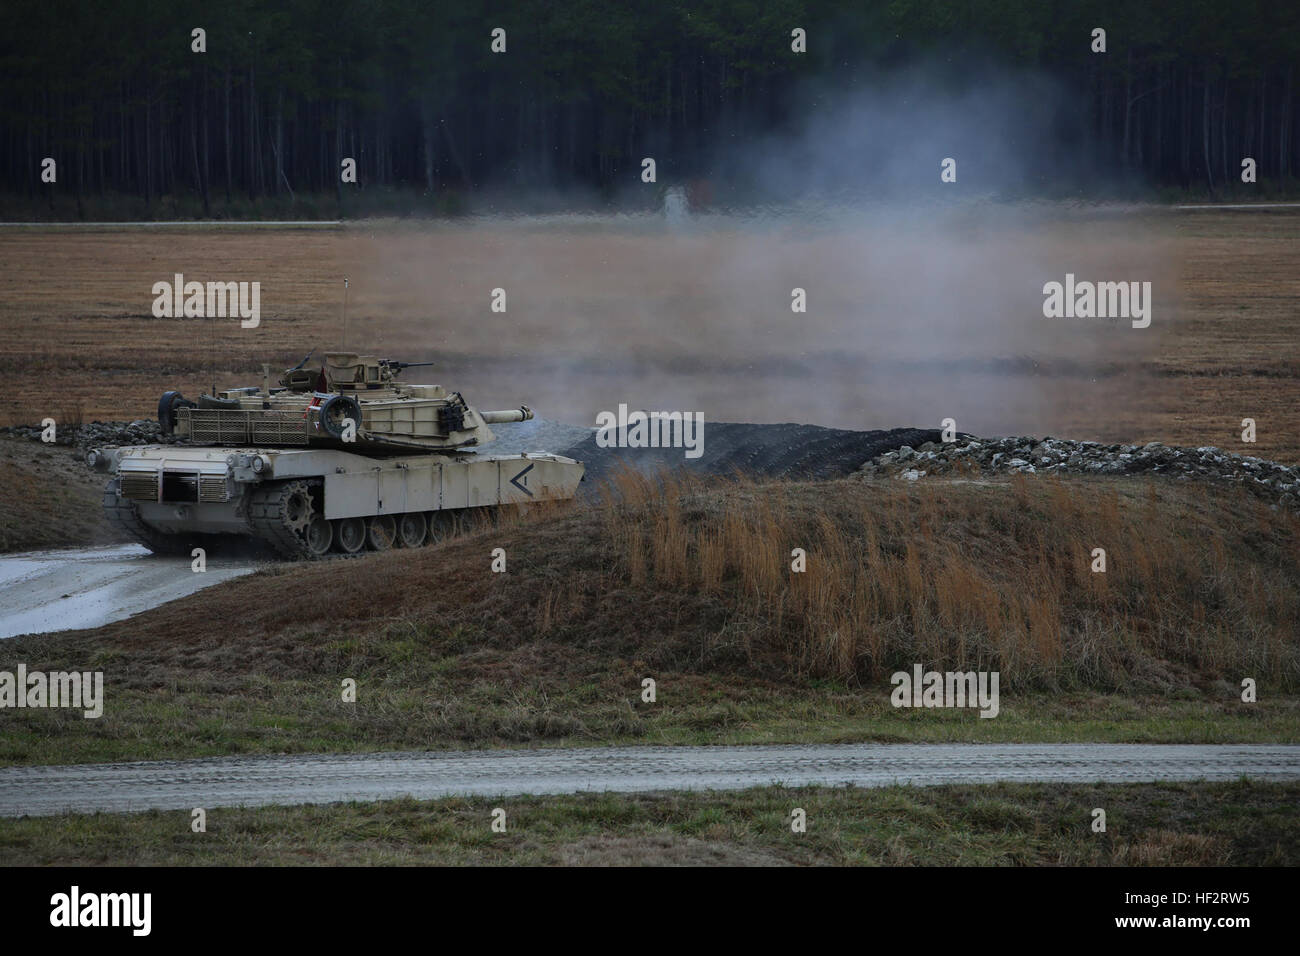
top-left (304, 517), bottom-right (333, 557)
top-left (366, 514), bottom-right (397, 551)
top-left (425, 511), bottom-right (463, 546)
top-left (248, 480), bottom-right (330, 560)
top-left (334, 517), bottom-right (366, 554)
top-left (396, 513), bottom-right (427, 548)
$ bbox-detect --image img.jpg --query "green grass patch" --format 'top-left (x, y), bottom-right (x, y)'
top-left (0, 678), bottom-right (1293, 767)
top-left (1, 780), bottom-right (1293, 866)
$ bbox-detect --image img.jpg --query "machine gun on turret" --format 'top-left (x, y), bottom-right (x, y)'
top-left (378, 360), bottom-right (434, 378)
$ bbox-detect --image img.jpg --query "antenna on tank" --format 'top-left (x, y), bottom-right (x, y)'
top-left (209, 297), bottom-right (216, 397)
top-left (341, 276), bottom-right (350, 348)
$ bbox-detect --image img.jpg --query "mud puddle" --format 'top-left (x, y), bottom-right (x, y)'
top-left (0, 544), bottom-right (257, 638)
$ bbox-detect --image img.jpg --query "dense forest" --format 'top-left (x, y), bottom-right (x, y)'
top-left (2, 0), bottom-right (1298, 216)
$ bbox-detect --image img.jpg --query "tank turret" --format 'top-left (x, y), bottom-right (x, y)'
top-left (159, 350), bottom-right (533, 454)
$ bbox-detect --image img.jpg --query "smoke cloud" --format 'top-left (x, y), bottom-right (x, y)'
top-left (356, 60), bottom-right (1169, 443)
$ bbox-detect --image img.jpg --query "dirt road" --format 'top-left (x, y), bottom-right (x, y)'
top-left (2, 744), bottom-right (1296, 817)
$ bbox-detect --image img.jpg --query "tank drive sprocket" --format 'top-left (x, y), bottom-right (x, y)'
top-left (247, 479), bottom-right (332, 559)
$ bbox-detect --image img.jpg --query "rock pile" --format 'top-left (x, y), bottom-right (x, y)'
top-left (857, 436), bottom-right (1300, 508)
top-left (0, 419), bottom-right (174, 448)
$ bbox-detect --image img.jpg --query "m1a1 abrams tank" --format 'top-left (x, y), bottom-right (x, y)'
top-left (88, 351), bottom-right (584, 559)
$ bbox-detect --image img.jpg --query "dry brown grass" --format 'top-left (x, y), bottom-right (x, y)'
top-left (593, 468), bottom-right (1300, 688)
top-left (1108, 831), bottom-right (1232, 866)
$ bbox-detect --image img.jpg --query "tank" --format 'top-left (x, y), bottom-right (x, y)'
top-left (90, 351), bottom-right (584, 559)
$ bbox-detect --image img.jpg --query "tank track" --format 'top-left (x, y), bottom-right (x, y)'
top-left (247, 479), bottom-right (327, 560)
top-left (102, 482), bottom-right (196, 555)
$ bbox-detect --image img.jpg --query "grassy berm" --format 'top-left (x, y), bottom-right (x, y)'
top-left (2, 470), bottom-right (1297, 766)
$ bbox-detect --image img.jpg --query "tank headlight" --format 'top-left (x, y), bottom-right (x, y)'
top-left (226, 454), bottom-right (237, 466)
top-left (252, 455), bottom-right (267, 474)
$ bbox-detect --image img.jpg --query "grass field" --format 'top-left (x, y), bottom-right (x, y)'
top-left (2, 472), bottom-right (1294, 766)
top-left (1, 780), bottom-right (1293, 866)
top-left (0, 206), bottom-right (1297, 460)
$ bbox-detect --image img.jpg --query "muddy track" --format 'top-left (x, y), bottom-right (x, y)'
top-left (564, 423), bottom-right (948, 484)
top-left (2, 744), bottom-right (1296, 817)
top-left (0, 544), bottom-right (257, 639)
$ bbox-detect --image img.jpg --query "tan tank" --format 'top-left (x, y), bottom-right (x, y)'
top-left (92, 350), bottom-right (584, 559)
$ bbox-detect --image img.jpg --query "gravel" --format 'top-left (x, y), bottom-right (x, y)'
top-left (1, 419), bottom-right (174, 448)
top-left (2, 743), bottom-right (1296, 816)
top-left (857, 435), bottom-right (1300, 508)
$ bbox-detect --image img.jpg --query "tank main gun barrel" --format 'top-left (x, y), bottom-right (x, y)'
top-left (480, 405), bottom-right (533, 424)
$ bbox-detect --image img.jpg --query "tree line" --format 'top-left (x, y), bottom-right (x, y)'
top-left (2, 0), bottom-right (1297, 216)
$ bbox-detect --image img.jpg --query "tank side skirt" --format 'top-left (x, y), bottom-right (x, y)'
top-left (319, 456), bottom-right (581, 520)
